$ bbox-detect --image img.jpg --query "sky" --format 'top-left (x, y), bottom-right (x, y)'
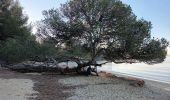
top-left (19, 0), bottom-right (68, 23)
top-left (19, 0), bottom-right (170, 42)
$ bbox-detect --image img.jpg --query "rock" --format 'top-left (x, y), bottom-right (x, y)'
top-left (8, 60), bottom-right (99, 76)
top-left (130, 80), bottom-right (145, 87)
top-left (47, 63), bottom-right (57, 68)
top-left (8, 60), bottom-right (79, 74)
top-left (8, 61), bottom-right (59, 73)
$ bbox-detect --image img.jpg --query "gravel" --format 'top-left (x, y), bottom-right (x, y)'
top-left (59, 76), bottom-right (170, 100)
top-left (1, 67), bottom-right (170, 100)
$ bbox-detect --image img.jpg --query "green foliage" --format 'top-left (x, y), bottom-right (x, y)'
top-left (38, 0), bottom-right (169, 64)
top-left (0, 38), bottom-right (58, 63)
top-left (58, 47), bottom-right (91, 59)
top-left (0, 0), bottom-right (30, 41)
top-left (0, 0), bottom-right (58, 63)
top-left (36, 43), bottom-right (58, 57)
top-left (0, 38), bottom-right (35, 63)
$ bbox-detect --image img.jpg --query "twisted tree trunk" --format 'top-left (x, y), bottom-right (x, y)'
top-left (7, 56), bottom-right (108, 75)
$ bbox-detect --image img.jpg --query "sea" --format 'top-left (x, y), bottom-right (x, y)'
top-left (99, 56), bottom-right (170, 84)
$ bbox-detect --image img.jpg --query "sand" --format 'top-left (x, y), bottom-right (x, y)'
top-left (0, 68), bottom-right (38, 100)
top-left (0, 79), bottom-right (37, 100)
top-left (0, 68), bottom-right (72, 100)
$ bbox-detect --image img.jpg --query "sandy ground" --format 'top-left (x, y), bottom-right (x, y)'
top-left (0, 67), bottom-right (170, 100)
top-left (0, 68), bottom-right (37, 100)
top-left (0, 79), bottom-right (37, 100)
top-left (0, 68), bottom-right (71, 100)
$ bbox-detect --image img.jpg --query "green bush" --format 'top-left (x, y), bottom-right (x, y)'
top-left (0, 38), bottom-right (58, 63)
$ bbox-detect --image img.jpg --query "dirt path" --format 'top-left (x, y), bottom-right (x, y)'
top-left (32, 74), bottom-right (73, 100)
top-left (0, 68), bottom-right (72, 100)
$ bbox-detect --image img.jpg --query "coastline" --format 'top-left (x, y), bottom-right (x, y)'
top-left (109, 70), bottom-right (170, 84)
top-left (99, 70), bottom-right (170, 91)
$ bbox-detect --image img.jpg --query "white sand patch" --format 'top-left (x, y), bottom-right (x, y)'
top-left (167, 47), bottom-right (170, 56)
top-left (0, 79), bottom-right (38, 100)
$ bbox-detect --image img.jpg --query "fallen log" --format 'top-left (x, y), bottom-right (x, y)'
top-left (6, 55), bottom-right (109, 76)
top-left (7, 60), bottom-right (98, 76)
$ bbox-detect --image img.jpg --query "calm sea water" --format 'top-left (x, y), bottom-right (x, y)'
top-left (99, 56), bottom-right (170, 84)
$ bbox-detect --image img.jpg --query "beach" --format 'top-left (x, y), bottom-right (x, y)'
top-left (0, 67), bottom-right (170, 100)
top-left (59, 76), bottom-right (170, 100)
top-left (99, 56), bottom-right (170, 84)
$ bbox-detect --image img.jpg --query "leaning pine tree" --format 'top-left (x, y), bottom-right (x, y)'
top-left (37, 0), bottom-right (169, 71)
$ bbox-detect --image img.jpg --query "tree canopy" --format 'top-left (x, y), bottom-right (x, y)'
top-left (0, 0), bottom-right (57, 63)
top-left (37, 0), bottom-right (168, 64)
top-left (0, 0), bottom-right (31, 41)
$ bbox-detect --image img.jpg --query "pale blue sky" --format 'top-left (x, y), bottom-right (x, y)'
top-left (19, 0), bottom-right (170, 41)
